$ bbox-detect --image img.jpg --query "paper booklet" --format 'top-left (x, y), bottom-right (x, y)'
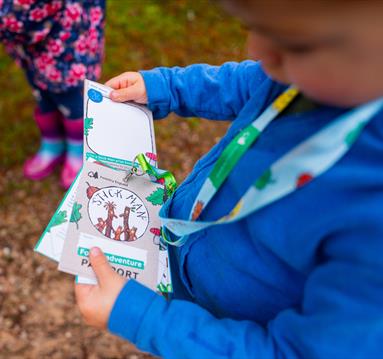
top-left (35, 80), bottom-right (172, 293)
top-left (58, 161), bottom-right (163, 290)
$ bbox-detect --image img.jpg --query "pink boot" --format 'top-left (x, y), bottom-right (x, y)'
top-left (23, 108), bottom-right (65, 180)
top-left (60, 156), bottom-right (82, 189)
top-left (60, 117), bottom-right (83, 189)
top-left (24, 154), bottom-right (65, 180)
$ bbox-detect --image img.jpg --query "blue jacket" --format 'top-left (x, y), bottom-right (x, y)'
top-left (108, 61), bottom-right (383, 358)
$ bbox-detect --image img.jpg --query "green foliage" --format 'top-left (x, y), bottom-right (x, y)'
top-left (47, 210), bottom-right (68, 232)
top-left (146, 187), bottom-right (165, 206)
top-left (70, 202), bottom-right (83, 229)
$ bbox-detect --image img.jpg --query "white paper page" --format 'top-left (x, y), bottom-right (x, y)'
top-left (34, 170), bottom-right (81, 261)
top-left (84, 80), bottom-right (157, 169)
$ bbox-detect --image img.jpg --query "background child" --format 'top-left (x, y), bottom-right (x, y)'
top-left (0, 0), bottom-right (105, 188)
top-left (76, 0), bottom-right (383, 358)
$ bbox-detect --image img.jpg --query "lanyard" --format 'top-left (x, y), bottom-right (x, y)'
top-left (159, 89), bottom-right (383, 246)
top-left (189, 86), bottom-right (299, 220)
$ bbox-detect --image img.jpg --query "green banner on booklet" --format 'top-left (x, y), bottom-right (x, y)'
top-left (78, 247), bottom-right (145, 269)
top-left (86, 152), bottom-right (136, 167)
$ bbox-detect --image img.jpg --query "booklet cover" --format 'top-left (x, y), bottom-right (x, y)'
top-left (58, 162), bottom-right (165, 291)
top-left (35, 80), bottom-right (172, 292)
top-left (35, 80), bottom-right (157, 262)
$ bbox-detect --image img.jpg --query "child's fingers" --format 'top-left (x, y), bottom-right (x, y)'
top-left (104, 74), bottom-right (128, 89)
top-left (89, 247), bottom-right (116, 287)
top-left (74, 283), bottom-right (97, 319)
top-left (105, 72), bottom-right (147, 103)
top-left (105, 72), bottom-right (137, 89)
top-left (74, 283), bottom-right (94, 303)
top-left (110, 86), bottom-right (143, 103)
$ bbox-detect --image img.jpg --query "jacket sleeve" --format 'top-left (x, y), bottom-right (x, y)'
top-left (139, 60), bottom-right (267, 120)
top-left (108, 215), bottom-right (383, 359)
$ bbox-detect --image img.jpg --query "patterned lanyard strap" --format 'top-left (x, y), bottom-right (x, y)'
top-left (159, 87), bottom-right (383, 247)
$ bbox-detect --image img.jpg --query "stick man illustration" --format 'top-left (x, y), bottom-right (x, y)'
top-left (104, 201), bottom-right (117, 238)
top-left (119, 206), bottom-right (131, 241)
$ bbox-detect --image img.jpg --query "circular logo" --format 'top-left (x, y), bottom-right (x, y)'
top-left (87, 186), bottom-right (149, 242)
top-left (88, 89), bottom-right (103, 103)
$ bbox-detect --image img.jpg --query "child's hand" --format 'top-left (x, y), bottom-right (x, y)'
top-left (75, 247), bottom-right (126, 329)
top-left (105, 72), bottom-right (148, 104)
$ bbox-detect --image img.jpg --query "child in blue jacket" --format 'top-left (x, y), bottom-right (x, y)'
top-left (75, 0), bottom-right (383, 358)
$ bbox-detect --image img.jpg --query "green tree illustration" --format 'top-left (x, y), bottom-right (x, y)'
top-left (146, 188), bottom-right (165, 206)
top-left (47, 210), bottom-right (67, 232)
top-left (70, 203), bottom-right (83, 229)
top-left (84, 117), bottom-right (94, 137)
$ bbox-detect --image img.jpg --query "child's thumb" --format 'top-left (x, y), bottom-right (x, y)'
top-left (110, 86), bottom-right (142, 103)
top-left (89, 247), bottom-right (115, 286)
